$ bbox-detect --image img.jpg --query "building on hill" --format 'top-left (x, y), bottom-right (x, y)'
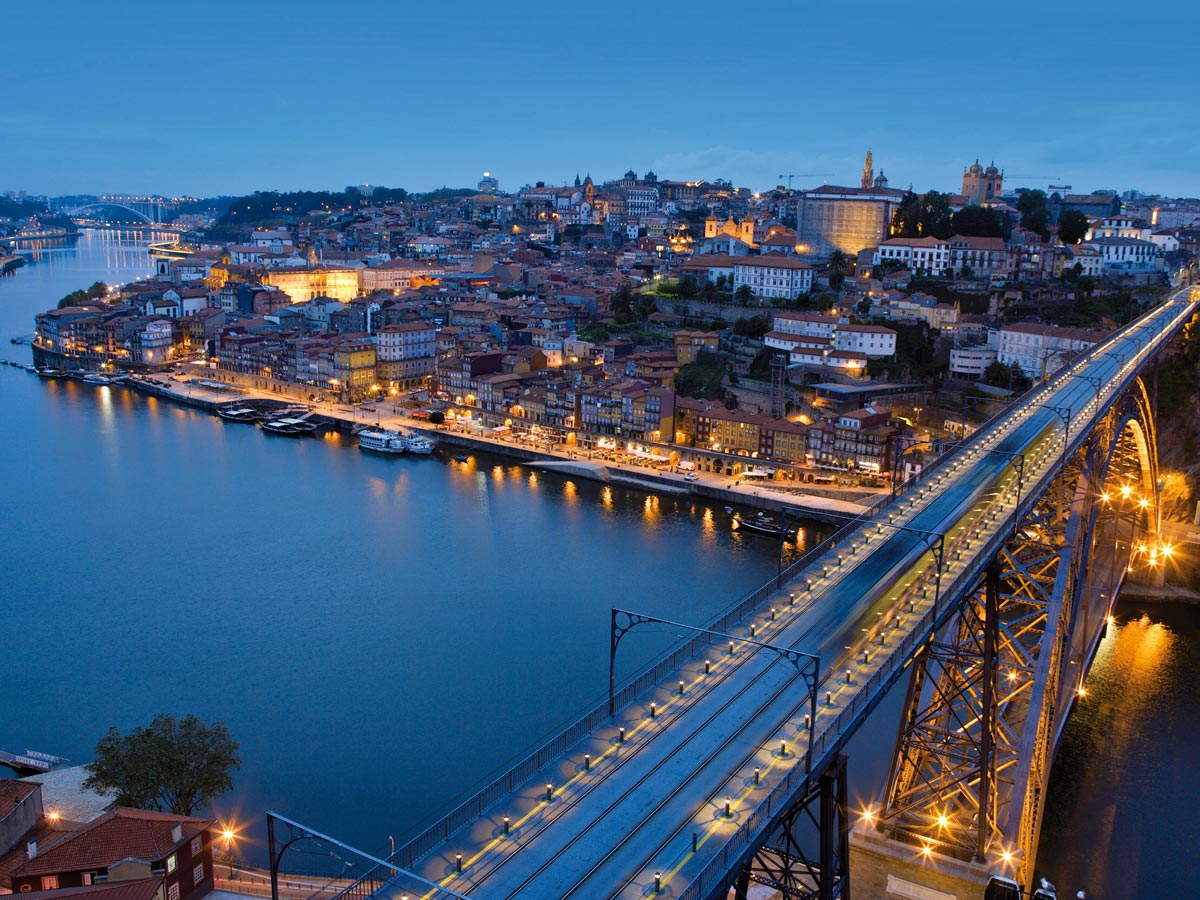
top-left (962, 161), bottom-right (1003, 205)
top-left (795, 182), bottom-right (906, 258)
top-left (998, 322), bottom-right (1108, 379)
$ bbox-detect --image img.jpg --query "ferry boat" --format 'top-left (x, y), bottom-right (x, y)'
top-left (218, 406), bottom-right (263, 423)
top-left (261, 413), bottom-right (317, 436)
top-left (731, 512), bottom-right (797, 538)
top-left (358, 428), bottom-right (407, 454)
top-left (81, 374), bottom-right (111, 385)
top-left (401, 432), bottom-right (435, 454)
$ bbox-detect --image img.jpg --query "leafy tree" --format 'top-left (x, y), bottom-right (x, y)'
top-left (1016, 190), bottom-right (1050, 240)
top-left (677, 274), bottom-right (698, 298)
top-left (675, 359), bottom-right (726, 400)
top-left (891, 190), bottom-right (920, 237)
top-left (828, 249), bottom-right (848, 291)
top-left (58, 281), bottom-right (109, 308)
top-left (610, 285), bottom-right (635, 322)
top-left (891, 189), bottom-right (953, 238)
top-left (732, 315), bottom-right (771, 338)
top-left (84, 714), bottom-right (240, 816)
top-left (951, 205), bottom-right (1003, 238)
top-left (429, 411), bottom-right (445, 425)
top-left (982, 361), bottom-right (1031, 393)
top-left (916, 190), bottom-right (954, 239)
top-left (1057, 209), bottom-right (1090, 245)
top-left (1077, 275), bottom-right (1097, 296)
top-left (733, 284), bottom-right (754, 306)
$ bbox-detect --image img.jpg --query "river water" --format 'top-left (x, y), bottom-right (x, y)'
top-left (0, 232), bottom-right (1193, 897)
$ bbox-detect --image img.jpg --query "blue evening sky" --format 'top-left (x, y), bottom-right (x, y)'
top-left (5, 1), bottom-right (1198, 199)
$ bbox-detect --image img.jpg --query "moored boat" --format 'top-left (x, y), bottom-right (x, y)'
top-left (358, 428), bottom-right (407, 454)
top-left (401, 432), bottom-right (435, 454)
top-left (81, 374), bottom-right (111, 385)
top-left (731, 512), bottom-right (797, 538)
top-left (36, 368), bottom-right (65, 379)
top-left (218, 406), bottom-right (263, 422)
top-left (261, 413), bottom-right (317, 436)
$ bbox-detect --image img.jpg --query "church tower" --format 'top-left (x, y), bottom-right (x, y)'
top-left (861, 149), bottom-right (874, 189)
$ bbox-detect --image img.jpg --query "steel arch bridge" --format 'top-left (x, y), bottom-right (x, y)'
top-left (66, 201), bottom-right (157, 223)
top-left (270, 285), bottom-right (1198, 900)
top-left (856, 374), bottom-right (1165, 896)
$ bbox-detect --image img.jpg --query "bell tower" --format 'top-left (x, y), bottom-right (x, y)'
top-left (861, 149), bottom-right (874, 189)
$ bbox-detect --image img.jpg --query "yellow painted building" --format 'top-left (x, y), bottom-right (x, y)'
top-left (333, 339), bottom-right (378, 402)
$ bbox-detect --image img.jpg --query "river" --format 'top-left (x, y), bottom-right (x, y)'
top-left (0, 231), bottom-right (1194, 897)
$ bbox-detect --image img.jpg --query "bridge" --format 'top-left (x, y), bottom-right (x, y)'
top-left (268, 285), bottom-right (1197, 900)
top-left (50, 195), bottom-right (179, 224)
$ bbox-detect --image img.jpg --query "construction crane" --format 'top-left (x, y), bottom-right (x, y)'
top-left (778, 172), bottom-right (832, 189)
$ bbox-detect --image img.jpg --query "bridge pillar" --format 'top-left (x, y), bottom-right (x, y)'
top-left (849, 826), bottom-right (994, 900)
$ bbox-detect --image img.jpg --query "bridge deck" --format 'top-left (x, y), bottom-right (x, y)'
top-left (378, 288), bottom-right (1198, 900)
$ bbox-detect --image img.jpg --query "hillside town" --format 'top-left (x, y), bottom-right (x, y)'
top-left (27, 157), bottom-right (1200, 485)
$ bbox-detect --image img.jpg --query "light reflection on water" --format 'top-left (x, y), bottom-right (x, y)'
top-left (1036, 601), bottom-right (1200, 896)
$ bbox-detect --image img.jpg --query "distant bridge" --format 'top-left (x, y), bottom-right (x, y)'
top-left (269, 284), bottom-right (1199, 900)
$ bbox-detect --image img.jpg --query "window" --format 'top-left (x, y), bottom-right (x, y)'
top-left (193, 864), bottom-right (204, 885)
top-left (167, 854), bottom-right (177, 874)
top-left (168, 883), bottom-right (180, 900)
top-left (191, 835), bottom-right (203, 856)
top-left (41, 877), bottom-right (59, 891)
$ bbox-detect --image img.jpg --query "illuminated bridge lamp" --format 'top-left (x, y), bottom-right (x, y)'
top-left (650, 701), bottom-right (657, 718)
top-left (619, 727), bottom-right (625, 743)
top-left (704, 660), bottom-right (711, 675)
top-left (725, 798), bottom-right (732, 817)
top-left (502, 816), bottom-right (510, 835)
top-left (754, 767), bottom-right (760, 785)
top-left (455, 853), bottom-right (462, 873)
top-left (546, 783), bottom-right (553, 801)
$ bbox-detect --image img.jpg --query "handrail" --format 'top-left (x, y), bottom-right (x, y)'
top-left (381, 287), bottom-right (1199, 883)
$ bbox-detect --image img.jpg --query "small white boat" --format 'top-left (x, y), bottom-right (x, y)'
top-left (82, 374), bottom-right (111, 385)
top-left (401, 433), bottom-right (435, 454)
top-left (732, 512), bottom-right (797, 538)
top-left (358, 429), bottom-right (407, 454)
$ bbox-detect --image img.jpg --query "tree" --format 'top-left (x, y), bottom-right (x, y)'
top-left (84, 714), bottom-right (241, 816)
top-left (891, 190), bottom-right (920, 237)
top-left (1016, 190), bottom-right (1050, 240)
top-left (916, 190), bottom-right (954, 239)
top-left (828, 249), bottom-right (848, 291)
top-left (58, 281), bottom-right (108, 309)
top-left (429, 411), bottom-right (445, 425)
top-left (1057, 209), bottom-right (1090, 245)
top-left (733, 284), bottom-right (754, 306)
top-left (951, 205), bottom-right (1004, 238)
top-left (677, 274), bottom-right (698, 299)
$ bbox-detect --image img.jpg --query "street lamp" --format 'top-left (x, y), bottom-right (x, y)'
top-left (219, 823), bottom-right (238, 881)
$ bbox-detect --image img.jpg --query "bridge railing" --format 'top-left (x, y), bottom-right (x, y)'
top-left (680, 482), bottom-right (1025, 900)
top-left (386, 295), bottom-right (1198, 881)
top-left (386, 495), bottom-right (895, 871)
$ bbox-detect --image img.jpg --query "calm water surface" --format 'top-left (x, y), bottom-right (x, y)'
top-left (0, 233), bottom-right (1195, 896)
top-left (0, 232), bottom-right (812, 858)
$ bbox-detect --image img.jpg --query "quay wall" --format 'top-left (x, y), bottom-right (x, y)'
top-left (121, 375), bottom-right (867, 521)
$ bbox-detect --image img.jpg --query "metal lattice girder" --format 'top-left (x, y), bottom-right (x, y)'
top-left (876, 378), bottom-right (1162, 888)
top-left (734, 755), bottom-right (850, 900)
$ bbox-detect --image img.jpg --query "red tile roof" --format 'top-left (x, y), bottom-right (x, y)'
top-left (11, 877), bottom-right (163, 900)
top-left (0, 779), bottom-right (41, 816)
top-left (12, 809), bottom-right (213, 879)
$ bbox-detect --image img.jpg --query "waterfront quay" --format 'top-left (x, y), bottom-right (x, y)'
top-left (127, 366), bottom-right (872, 521)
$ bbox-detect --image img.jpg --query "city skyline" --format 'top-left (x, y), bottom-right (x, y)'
top-left (6, 1), bottom-right (1200, 198)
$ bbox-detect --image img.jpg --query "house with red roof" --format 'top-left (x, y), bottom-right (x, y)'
top-left (7, 809), bottom-right (215, 900)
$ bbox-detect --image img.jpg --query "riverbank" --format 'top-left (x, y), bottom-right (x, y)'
top-left (125, 370), bottom-right (874, 522)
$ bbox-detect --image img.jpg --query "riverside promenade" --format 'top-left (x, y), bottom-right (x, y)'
top-left (128, 367), bottom-right (877, 521)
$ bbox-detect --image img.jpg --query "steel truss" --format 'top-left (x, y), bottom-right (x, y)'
top-left (732, 755), bottom-right (851, 900)
top-left (875, 379), bottom-right (1160, 889)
